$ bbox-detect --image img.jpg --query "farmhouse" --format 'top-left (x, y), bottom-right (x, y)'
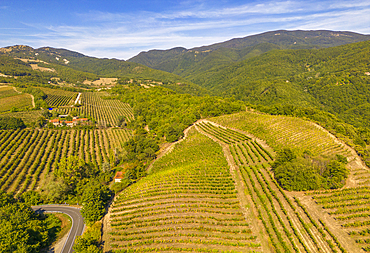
top-left (114, 171), bottom-right (124, 183)
top-left (49, 118), bottom-right (60, 126)
top-left (48, 117), bottom-right (89, 127)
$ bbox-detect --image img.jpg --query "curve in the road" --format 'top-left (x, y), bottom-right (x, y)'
top-left (32, 205), bottom-right (85, 253)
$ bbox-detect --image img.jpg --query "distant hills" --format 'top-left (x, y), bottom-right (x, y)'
top-left (192, 40), bottom-right (370, 127)
top-left (1, 29), bottom-right (370, 128)
top-left (128, 30), bottom-right (370, 77)
top-left (0, 45), bottom-right (206, 95)
top-left (129, 30), bottom-right (370, 129)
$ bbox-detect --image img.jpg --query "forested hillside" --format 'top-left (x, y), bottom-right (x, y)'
top-left (188, 40), bottom-right (370, 127)
top-left (129, 30), bottom-right (370, 76)
top-left (0, 45), bottom-right (206, 95)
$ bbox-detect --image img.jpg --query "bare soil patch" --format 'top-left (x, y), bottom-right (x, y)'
top-left (83, 78), bottom-right (118, 86)
top-left (30, 64), bottom-right (55, 72)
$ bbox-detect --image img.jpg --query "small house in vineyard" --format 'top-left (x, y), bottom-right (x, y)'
top-left (114, 171), bottom-right (125, 183)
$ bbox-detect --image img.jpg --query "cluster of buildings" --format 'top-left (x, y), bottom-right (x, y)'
top-left (49, 116), bottom-right (89, 127)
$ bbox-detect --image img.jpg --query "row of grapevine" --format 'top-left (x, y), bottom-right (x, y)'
top-left (196, 120), bottom-right (273, 166)
top-left (196, 120), bottom-right (347, 253)
top-left (56, 92), bottom-right (134, 127)
top-left (41, 87), bottom-right (78, 107)
top-left (45, 94), bottom-right (76, 107)
top-left (311, 187), bottom-right (370, 251)
top-left (197, 121), bottom-right (250, 144)
top-left (211, 111), bottom-right (351, 158)
top-left (107, 128), bottom-right (262, 252)
top-left (0, 128), bottom-right (131, 197)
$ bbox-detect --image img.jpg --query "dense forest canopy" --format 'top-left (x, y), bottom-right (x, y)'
top-left (112, 84), bottom-right (244, 142)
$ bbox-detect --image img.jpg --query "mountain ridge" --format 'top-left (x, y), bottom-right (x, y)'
top-left (0, 44), bottom-right (207, 95)
top-left (128, 29), bottom-right (370, 76)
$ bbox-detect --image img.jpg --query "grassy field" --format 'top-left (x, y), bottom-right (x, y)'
top-left (107, 127), bottom-right (263, 252)
top-left (0, 93), bottom-right (33, 113)
top-left (0, 86), bottom-right (19, 98)
top-left (0, 110), bottom-right (43, 125)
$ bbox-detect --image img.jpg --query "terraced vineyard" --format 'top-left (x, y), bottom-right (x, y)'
top-left (352, 167), bottom-right (370, 186)
top-left (196, 120), bottom-right (349, 253)
top-left (211, 111), bottom-right (351, 158)
top-left (0, 128), bottom-right (131, 197)
top-left (107, 128), bottom-right (263, 252)
top-left (41, 87), bottom-right (78, 107)
top-left (56, 92), bottom-right (134, 126)
top-left (309, 186), bottom-right (370, 252)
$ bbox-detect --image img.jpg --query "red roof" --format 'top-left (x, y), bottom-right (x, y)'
top-left (49, 119), bottom-right (60, 123)
top-left (114, 171), bottom-right (124, 179)
top-left (73, 118), bottom-right (89, 122)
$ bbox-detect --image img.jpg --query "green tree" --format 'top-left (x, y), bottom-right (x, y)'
top-left (21, 191), bottom-right (43, 206)
top-left (80, 181), bottom-right (111, 225)
top-left (0, 191), bottom-right (51, 253)
top-left (54, 156), bottom-right (98, 189)
top-left (43, 175), bottom-right (70, 202)
top-left (116, 115), bottom-right (126, 127)
top-left (0, 117), bottom-right (26, 130)
top-left (73, 222), bottom-right (102, 253)
top-left (42, 110), bottom-right (52, 118)
top-left (35, 116), bottom-right (46, 128)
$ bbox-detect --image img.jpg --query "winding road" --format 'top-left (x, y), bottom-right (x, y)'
top-left (32, 205), bottom-right (85, 253)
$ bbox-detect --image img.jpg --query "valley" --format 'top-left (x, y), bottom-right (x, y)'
top-left (0, 29), bottom-right (370, 252)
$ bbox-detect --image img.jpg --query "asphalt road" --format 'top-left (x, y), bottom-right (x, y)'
top-left (32, 205), bottom-right (85, 253)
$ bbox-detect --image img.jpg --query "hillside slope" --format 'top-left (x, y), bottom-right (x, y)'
top-left (188, 40), bottom-right (370, 128)
top-left (200, 117), bottom-right (366, 252)
top-left (129, 30), bottom-right (370, 76)
top-left (0, 45), bottom-right (207, 95)
top-left (106, 127), bottom-right (265, 252)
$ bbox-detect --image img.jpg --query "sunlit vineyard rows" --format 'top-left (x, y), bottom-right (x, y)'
top-left (107, 128), bottom-right (262, 253)
top-left (197, 120), bottom-right (349, 253)
top-left (56, 92), bottom-right (134, 126)
top-left (41, 87), bottom-right (78, 107)
top-left (211, 111), bottom-right (351, 158)
top-left (0, 128), bottom-right (131, 197)
top-left (309, 185), bottom-right (370, 252)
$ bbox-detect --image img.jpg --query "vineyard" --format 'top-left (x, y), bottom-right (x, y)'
top-left (106, 128), bottom-right (263, 252)
top-left (41, 87), bottom-right (78, 107)
top-left (196, 120), bottom-right (350, 253)
top-left (0, 128), bottom-right (131, 197)
top-left (309, 186), bottom-right (370, 252)
top-left (56, 92), bottom-right (134, 126)
top-left (211, 111), bottom-right (351, 158)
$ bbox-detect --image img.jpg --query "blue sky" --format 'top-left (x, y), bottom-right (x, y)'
top-left (0, 0), bottom-right (369, 59)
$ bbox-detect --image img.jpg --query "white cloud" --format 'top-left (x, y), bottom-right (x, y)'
top-left (1, 0), bottom-right (370, 59)
top-left (329, 1), bottom-right (370, 9)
